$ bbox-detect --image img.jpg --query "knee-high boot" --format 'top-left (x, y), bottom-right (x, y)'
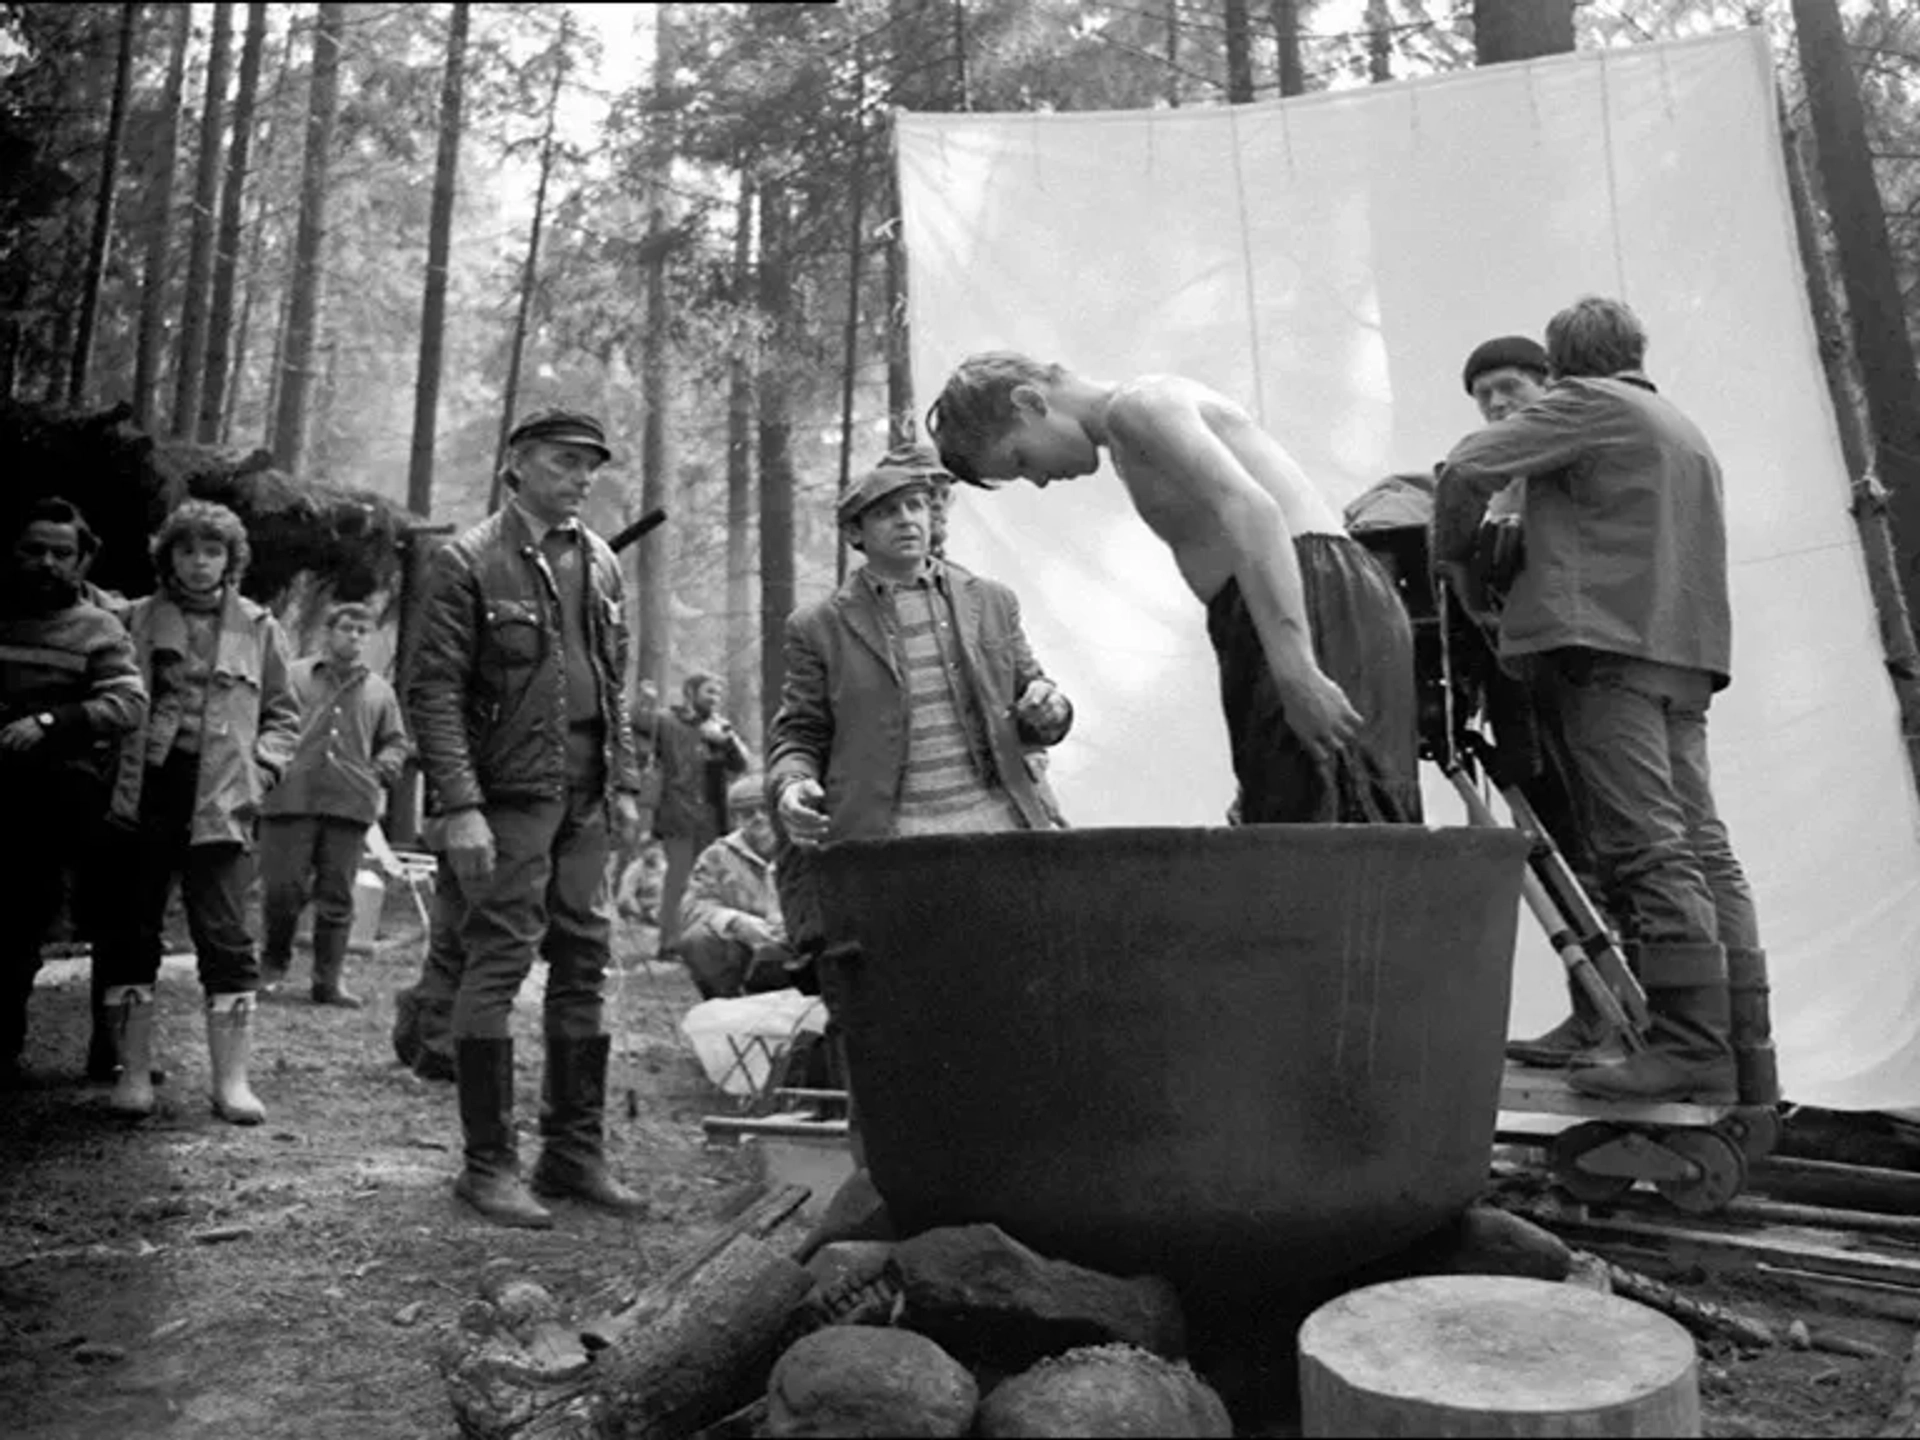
top-left (452, 1037), bottom-right (553, 1229)
top-left (310, 921), bottom-right (363, 1009)
top-left (205, 993), bottom-right (266, 1125)
top-left (105, 984), bottom-right (157, 1117)
top-left (531, 1034), bottom-right (647, 1215)
top-left (1725, 946), bottom-right (1781, 1108)
top-left (1568, 941), bottom-right (1737, 1104)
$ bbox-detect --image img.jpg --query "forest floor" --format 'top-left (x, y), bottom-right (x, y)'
top-left (1, 891), bottom-right (1914, 1439)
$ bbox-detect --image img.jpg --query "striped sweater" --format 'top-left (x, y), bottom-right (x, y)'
top-left (888, 579), bottom-right (1021, 837)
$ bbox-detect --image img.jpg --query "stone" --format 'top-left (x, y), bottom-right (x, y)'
top-left (488, 1279), bottom-right (558, 1339)
top-left (765, 1325), bottom-right (977, 1438)
top-left (977, 1344), bottom-right (1233, 1438)
top-left (889, 1224), bottom-right (1186, 1372)
top-left (392, 1300), bottom-right (427, 1327)
top-left (1387, 1204), bottom-right (1574, 1284)
top-left (805, 1240), bottom-right (895, 1291)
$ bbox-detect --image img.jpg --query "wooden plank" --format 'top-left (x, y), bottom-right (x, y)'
top-left (702, 1116), bottom-right (850, 1142)
top-left (1509, 1200), bottom-right (1920, 1293)
top-left (1499, 1066), bottom-right (1729, 1127)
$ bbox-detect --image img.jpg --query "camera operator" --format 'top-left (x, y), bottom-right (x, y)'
top-left (1436, 297), bottom-right (1775, 1110)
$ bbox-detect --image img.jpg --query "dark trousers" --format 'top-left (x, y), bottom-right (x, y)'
top-left (451, 787), bottom-right (611, 1042)
top-left (1527, 648), bottom-right (1759, 950)
top-left (260, 814), bottom-right (368, 973)
top-left (1, 768), bottom-right (105, 1063)
top-left (412, 856), bottom-right (467, 1060)
top-left (94, 750), bottom-right (260, 993)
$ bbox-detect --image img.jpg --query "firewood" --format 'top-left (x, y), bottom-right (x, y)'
top-left (443, 1185), bottom-right (815, 1440)
top-left (1587, 1253), bottom-right (1778, 1351)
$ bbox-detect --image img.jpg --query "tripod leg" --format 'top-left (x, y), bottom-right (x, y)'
top-left (1500, 784), bottom-right (1649, 1031)
top-left (1446, 766), bottom-right (1645, 1053)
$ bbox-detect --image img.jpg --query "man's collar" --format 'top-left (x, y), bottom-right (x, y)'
top-left (858, 557), bottom-right (945, 598)
top-left (509, 497), bottom-right (580, 547)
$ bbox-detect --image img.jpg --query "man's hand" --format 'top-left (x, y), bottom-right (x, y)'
top-left (1278, 665), bottom-right (1365, 765)
top-left (1012, 679), bottom-right (1069, 734)
top-left (732, 915), bottom-right (783, 949)
top-left (698, 715), bottom-right (734, 746)
top-left (777, 777), bottom-right (830, 849)
top-left (612, 792), bottom-right (641, 850)
top-left (0, 716), bottom-right (46, 752)
top-left (444, 808), bottom-right (495, 897)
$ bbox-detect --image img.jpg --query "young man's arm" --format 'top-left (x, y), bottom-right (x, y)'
top-left (1434, 385), bottom-right (1599, 561)
top-left (766, 614), bottom-right (833, 845)
top-left (1107, 388), bottom-right (1362, 757)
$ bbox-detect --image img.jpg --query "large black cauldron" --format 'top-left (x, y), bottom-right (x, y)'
top-left (813, 824), bottom-right (1527, 1306)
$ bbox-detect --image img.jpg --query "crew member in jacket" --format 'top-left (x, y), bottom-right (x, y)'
top-left (767, 444), bottom-right (1074, 948)
top-left (258, 601), bottom-right (412, 1009)
top-left (93, 500), bottom-right (301, 1125)
top-left (1436, 296), bottom-right (1775, 1112)
top-left (406, 407), bottom-right (647, 1230)
top-left (0, 498), bottom-right (146, 1089)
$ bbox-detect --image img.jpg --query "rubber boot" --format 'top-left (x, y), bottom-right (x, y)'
top-left (205, 993), bottom-right (267, 1125)
top-left (105, 985), bottom-right (157, 1117)
top-left (309, 921), bottom-right (363, 1009)
top-left (87, 970), bottom-right (117, 1082)
top-left (1725, 946), bottom-right (1781, 1108)
top-left (1567, 941), bottom-right (1738, 1104)
top-left (530, 1034), bottom-right (647, 1215)
top-left (452, 1037), bottom-right (554, 1229)
top-left (1505, 973), bottom-right (1609, 1068)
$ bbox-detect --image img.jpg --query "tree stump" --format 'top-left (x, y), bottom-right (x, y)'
top-left (1297, 1274), bottom-right (1699, 1437)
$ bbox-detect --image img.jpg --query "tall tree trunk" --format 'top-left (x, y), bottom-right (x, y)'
top-left (725, 171), bottom-right (756, 741)
top-left (131, 1), bottom-right (191, 429)
top-left (221, 19), bottom-right (295, 443)
top-left (757, 181), bottom-right (797, 738)
top-left (1794, 0), bottom-right (1920, 611)
top-left (171, 0), bottom-right (233, 437)
top-left (197, 0), bottom-right (265, 441)
top-left (406, 0), bottom-right (471, 518)
top-left (68, 0), bottom-right (138, 407)
top-left (1471, 0), bottom-right (1573, 65)
top-left (490, 12), bottom-right (570, 512)
top-left (1366, 0), bottom-right (1393, 83)
top-left (271, 0), bottom-right (345, 474)
top-left (835, 51), bottom-right (868, 584)
top-left (1224, 0), bottom-right (1255, 103)
top-left (1271, 0), bottom-right (1306, 97)
top-left (1164, 0), bottom-right (1180, 107)
top-left (636, 3), bottom-right (679, 692)
top-left (950, 0), bottom-right (969, 110)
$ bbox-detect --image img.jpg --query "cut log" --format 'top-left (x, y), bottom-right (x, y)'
top-left (443, 1184), bottom-right (814, 1440)
top-left (1298, 1274), bottom-right (1700, 1437)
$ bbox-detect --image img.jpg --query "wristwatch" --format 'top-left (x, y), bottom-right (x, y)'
top-left (34, 711), bottom-right (54, 730)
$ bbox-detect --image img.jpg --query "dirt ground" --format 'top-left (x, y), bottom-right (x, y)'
top-left (1, 891), bottom-right (1913, 1439)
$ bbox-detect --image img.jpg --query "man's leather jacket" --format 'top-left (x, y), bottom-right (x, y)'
top-left (406, 503), bottom-right (642, 814)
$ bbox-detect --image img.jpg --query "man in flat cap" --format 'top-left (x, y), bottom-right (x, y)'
top-left (406, 406), bottom-right (647, 1228)
top-left (767, 442), bottom-right (1074, 944)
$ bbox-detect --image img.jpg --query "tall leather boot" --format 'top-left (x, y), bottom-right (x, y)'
top-left (105, 984), bottom-right (157, 1117)
top-left (452, 1037), bottom-right (554, 1229)
top-left (1725, 946), bottom-right (1781, 1108)
top-left (310, 921), bottom-right (363, 1009)
top-left (530, 1034), bottom-right (647, 1215)
top-left (1567, 941), bottom-right (1738, 1104)
top-left (205, 993), bottom-right (267, 1125)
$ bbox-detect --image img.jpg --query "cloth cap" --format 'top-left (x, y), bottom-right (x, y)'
top-left (837, 444), bottom-right (951, 528)
top-left (507, 407), bottom-right (612, 461)
top-left (728, 772), bottom-right (769, 813)
top-left (1462, 336), bottom-right (1549, 394)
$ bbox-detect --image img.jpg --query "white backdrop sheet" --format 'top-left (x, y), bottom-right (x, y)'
top-left (896, 30), bottom-right (1920, 1112)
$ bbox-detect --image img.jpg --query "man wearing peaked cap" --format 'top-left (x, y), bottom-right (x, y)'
top-left (766, 441), bottom-right (1074, 949)
top-left (404, 401), bottom-right (647, 1229)
top-left (506, 406), bottom-right (614, 461)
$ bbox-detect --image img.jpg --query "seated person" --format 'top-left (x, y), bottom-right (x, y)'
top-left (677, 773), bottom-right (793, 1000)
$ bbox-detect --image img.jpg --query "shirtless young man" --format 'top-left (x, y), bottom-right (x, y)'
top-left (927, 352), bottom-right (1420, 824)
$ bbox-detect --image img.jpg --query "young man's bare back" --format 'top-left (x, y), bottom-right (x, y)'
top-left (929, 352), bottom-right (1420, 825)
